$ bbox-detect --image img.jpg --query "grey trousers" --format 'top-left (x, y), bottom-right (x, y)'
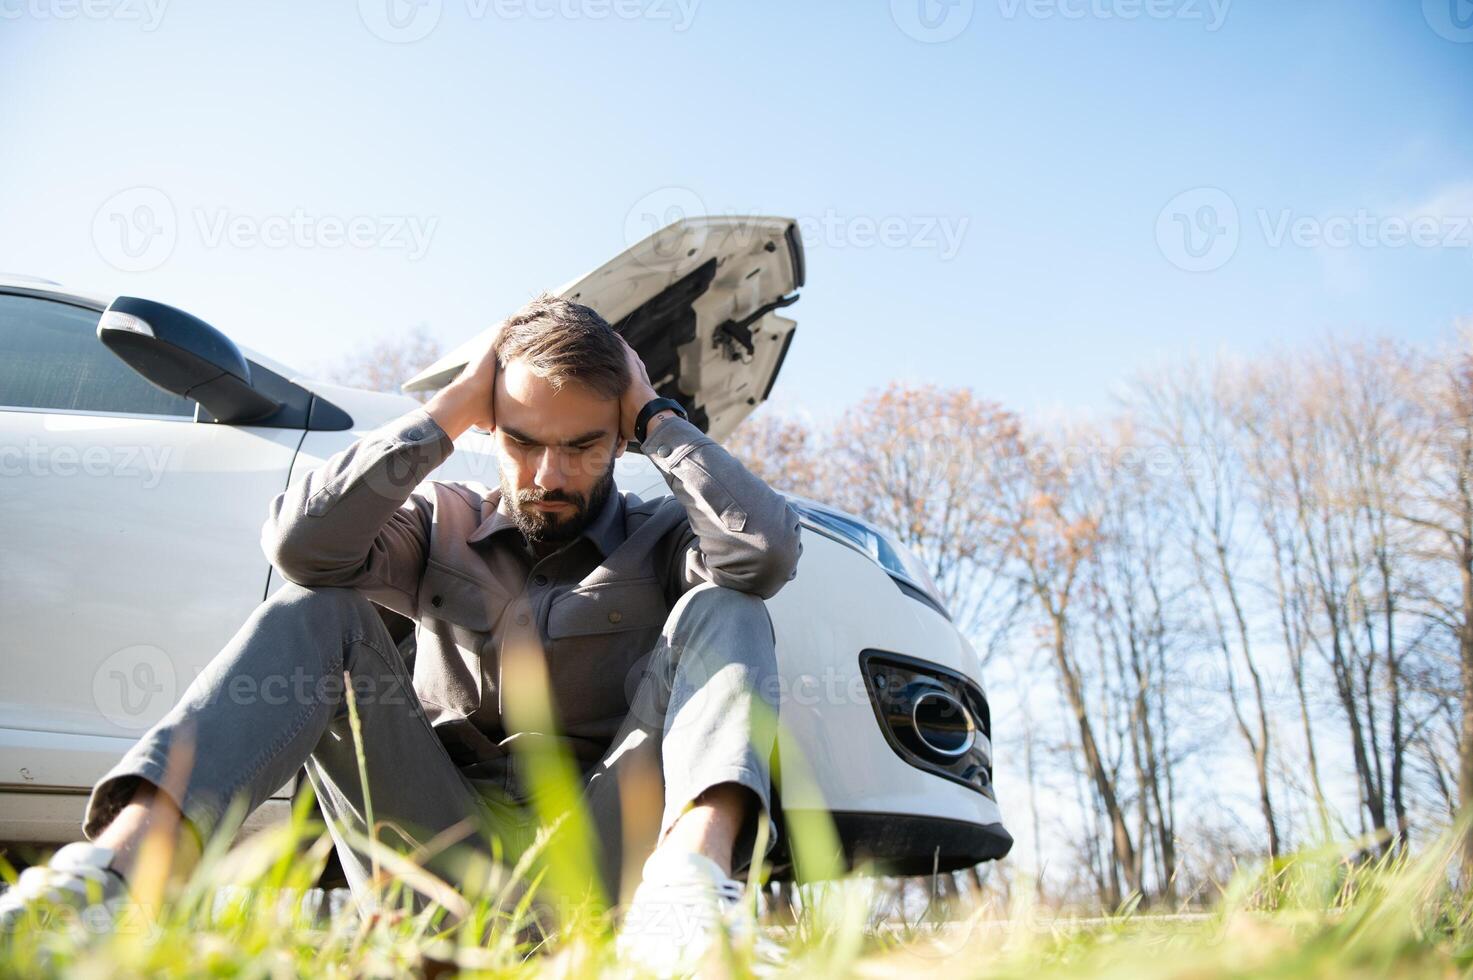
top-left (82, 580), bottom-right (780, 905)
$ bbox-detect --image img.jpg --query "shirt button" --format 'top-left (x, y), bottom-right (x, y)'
top-left (430, 595), bottom-right (443, 608)
top-left (533, 574), bottom-right (549, 587)
top-left (405, 428), bottom-right (422, 440)
top-left (608, 610), bottom-right (623, 624)
top-left (657, 446), bottom-right (671, 458)
top-left (515, 612), bottom-right (530, 626)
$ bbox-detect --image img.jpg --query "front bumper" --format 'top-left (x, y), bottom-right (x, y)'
top-left (764, 533), bottom-right (1011, 877)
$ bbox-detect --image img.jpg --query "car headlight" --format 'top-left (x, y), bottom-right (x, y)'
top-left (787, 496), bottom-right (950, 617)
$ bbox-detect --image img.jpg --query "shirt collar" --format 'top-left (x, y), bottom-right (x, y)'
top-left (466, 485), bottom-right (625, 558)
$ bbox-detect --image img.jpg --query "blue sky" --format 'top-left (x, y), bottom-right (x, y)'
top-left (2, 0), bottom-right (1470, 420)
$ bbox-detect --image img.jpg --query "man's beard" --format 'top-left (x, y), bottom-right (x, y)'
top-left (499, 456), bottom-right (617, 548)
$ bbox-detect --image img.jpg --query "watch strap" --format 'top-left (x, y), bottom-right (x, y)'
top-left (635, 396), bottom-right (688, 443)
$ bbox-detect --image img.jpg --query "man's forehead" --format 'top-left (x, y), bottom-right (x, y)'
top-left (496, 375), bottom-right (617, 445)
top-left (499, 417), bottom-right (612, 445)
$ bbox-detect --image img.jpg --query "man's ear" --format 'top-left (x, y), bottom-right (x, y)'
top-left (614, 436), bottom-right (627, 459)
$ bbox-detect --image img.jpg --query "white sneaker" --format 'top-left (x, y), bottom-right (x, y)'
top-left (0, 843), bottom-right (132, 935)
top-left (615, 850), bottom-right (753, 975)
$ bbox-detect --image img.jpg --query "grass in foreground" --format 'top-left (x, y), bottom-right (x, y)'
top-left (3, 814), bottom-right (1470, 978)
top-left (3, 681), bottom-right (1468, 977)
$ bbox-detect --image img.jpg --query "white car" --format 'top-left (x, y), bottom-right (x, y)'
top-left (0, 216), bottom-right (1010, 877)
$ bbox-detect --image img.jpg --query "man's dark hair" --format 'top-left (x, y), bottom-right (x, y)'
top-left (493, 292), bottom-right (630, 400)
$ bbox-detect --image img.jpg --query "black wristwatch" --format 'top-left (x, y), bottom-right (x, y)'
top-left (635, 396), bottom-right (689, 443)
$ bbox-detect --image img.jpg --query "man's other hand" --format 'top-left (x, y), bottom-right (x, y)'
top-left (617, 333), bottom-right (663, 443)
top-left (426, 320), bottom-right (506, 440)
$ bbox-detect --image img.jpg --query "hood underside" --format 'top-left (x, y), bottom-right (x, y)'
top-left (402, 215), bottom-right (804, 443)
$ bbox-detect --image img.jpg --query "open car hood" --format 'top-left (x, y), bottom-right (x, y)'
top-left (401, 215), bottom-right (803, 443)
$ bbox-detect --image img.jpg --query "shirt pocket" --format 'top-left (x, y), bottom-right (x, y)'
top-left (413, 563), bottom-right (496, 718)
top-left (544, 577), bottom-right (669, 731)
top-left (418, 562), bottom-right (497, 631)
top-left (547, 577), bottom-right (668, 637)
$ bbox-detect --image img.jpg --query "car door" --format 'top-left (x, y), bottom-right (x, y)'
top-left (0, 289), bottom-right (303, 795)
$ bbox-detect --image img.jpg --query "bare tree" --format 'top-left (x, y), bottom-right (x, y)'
top-left (1083, 416), bottom-right (1185, 902)
top-left (321, 323), bottom-right (443, 403)
top-left (996, 426), bottom-right (1142, 902)
top-left (825, 383), bottom-right (1030, 661)
top-left (1320, 342), bottom-right (1426, 850)
top-left (725, 409), bottom-right (826, 494)
top-left (731, 337), bottom-right (1467, 908)
top-left (1398, 328), bottom-right (1473, 870)
top-left (1234, 366), bottom-right (1333, 832)
top-left (1132, 364), bottom-right (1283, 859)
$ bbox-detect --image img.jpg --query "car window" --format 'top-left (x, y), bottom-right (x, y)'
top-left (0, 293), bottom-right (195, 417)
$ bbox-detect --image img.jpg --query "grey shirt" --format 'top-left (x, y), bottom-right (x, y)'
top-left (260, 406), bottom-right (803, 785)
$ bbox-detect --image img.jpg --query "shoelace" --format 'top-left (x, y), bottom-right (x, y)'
top-left (706, 877), bottom-right (746, 907)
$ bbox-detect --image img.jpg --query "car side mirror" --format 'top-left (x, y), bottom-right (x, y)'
top-left (97, 296), bottom-right (282, 424)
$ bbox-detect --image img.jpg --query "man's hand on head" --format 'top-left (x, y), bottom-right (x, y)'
top-left (425, 319), bottom-right (506, 441)
top-left (429, 323), bottom-right (673, 445)
top-left (617, 334), bottom-right (670, 443)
